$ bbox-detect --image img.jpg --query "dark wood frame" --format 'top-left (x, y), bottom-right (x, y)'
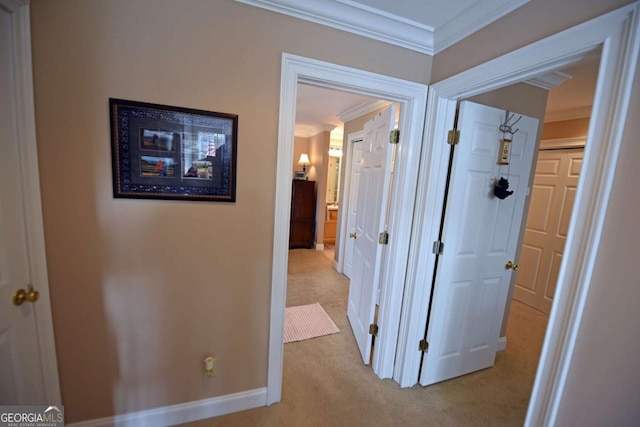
top-left (110, 98), bottom-right (238, 202)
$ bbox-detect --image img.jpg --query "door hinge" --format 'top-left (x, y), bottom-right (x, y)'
top-left (432, 240), bottom-right (444, 255)
top-left (389, 129), bottom-right (400, 144)
top-left (419, 339), bottom-right (429, 352)
top-left (369, 323), bottom-right (379, 336)
top-left (379, 231), bottom-right (389, 245)
top-left (447, 129), bottom-right (460, 145)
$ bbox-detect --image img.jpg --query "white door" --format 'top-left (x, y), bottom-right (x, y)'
top-left (0, 3), bottom-right (57, 404)
top-left (347, 106), bottom-right (395, 364)
top-left (420, 101), bottom-right (538, 385)
top-left (514, 148), bottom-right (583, 313)
top-left (343, 136), bottom-right (364, 279)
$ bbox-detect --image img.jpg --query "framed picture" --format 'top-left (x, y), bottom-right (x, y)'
top-left (109, 98), bottom-right (238, 202)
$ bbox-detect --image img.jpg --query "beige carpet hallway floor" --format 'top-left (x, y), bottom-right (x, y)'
top-left (183, 249), bottom-right (549, 426)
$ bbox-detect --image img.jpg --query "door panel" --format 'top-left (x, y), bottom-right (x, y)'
top-left (347, 106), bottom-right (395, 364)
top-left (343, 139), bottom-right (363, 278)
top-left (514, 148), bottom-right (583, 313)
top-left (420, 101), bottom-right (539, 386)
top-left (0, 6), bottom-right (46, 403)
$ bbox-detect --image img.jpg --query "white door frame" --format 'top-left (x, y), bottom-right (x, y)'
top-left (335, 130), bottom-right (364, 275)
top-left (2, 0), bottom-right (61, 404)
top-left (268, 53), bottom-right (428, 404)
top-left (396, 2), bottom-right (639, 426)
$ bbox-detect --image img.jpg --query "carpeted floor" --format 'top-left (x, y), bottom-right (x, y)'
top-left (182, 249), bottom-right (549, 426)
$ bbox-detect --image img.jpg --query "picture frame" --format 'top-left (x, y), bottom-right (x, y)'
top-left (109, 98), bottom-right (238, 202)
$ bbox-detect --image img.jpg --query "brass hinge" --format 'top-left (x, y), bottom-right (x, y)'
top-left (378, 231), bottom-right (389, 245)
top-left (447, 129), bottom-right (460, 145)
top-left (389, 129), bottom-right (400, 144)
top-left (432, 240), bottom-right (444, 255)
top-left (419, 339), bottom-right (429, 352)
top-left (369, 323), bottom-right (379, 335)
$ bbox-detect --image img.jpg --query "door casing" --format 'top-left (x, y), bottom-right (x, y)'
top-left (397, 3), bottom-right (640, 427)
top-left (268, 53), bottom-right (428, 404)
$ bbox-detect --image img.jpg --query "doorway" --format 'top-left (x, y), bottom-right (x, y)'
top-left (396, 6), bottom-right (638, 426)
top-left (268, 53), bottom-right (428, 404)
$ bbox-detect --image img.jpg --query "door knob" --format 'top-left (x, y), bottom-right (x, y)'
top-left (13, 286), bottom-right (39, 306)
top-left (349, 232), bottom-right (357, 239)
top-left (505, 261), bottom-right (519, 271)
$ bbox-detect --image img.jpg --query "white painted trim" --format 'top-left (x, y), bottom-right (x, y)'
top-left (2, 0), bottom-right (62, 404)
top-left (315, 243), bottom-right (325, 251)
top-left (433, 0), bottom-right (530, 54)
top-left (496, 337), bottom-right (507, 352)
top-left (234, 0), bottom-right (435, 54)
top-left (544, 106), bottom-right (592, 122)
top-left (525, 70), bottom-right (572, 90)
top-left (67, 388), bottom-right (267, 427)
top-left (336, 130), bottom-right (364, 276)
top-left (338, 100), bottom-right (393, 123)
top-left (234, 0), bottom-right (529, 55)
top-left (295, 123), bottom-right (336, 138)
top-left (269, 53), bottom-right (428, 404)
top-left (396, 3), bottom-right (640, 426)
top-left (539, 137), bottom-right (586, 150)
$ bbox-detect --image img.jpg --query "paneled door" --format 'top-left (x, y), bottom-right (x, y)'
top-left (347, 106), bottom-right (395, 365)
top-left (420, 101), bottom-right (538, 386)
top-left (0, 2), bottom-right (58, 404)
top-left (343, 136), bottom-right (364, 279)
top-left (514, 148), bottom-right (584, 313)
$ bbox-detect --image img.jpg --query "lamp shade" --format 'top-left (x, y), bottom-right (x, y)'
top-left (297, 153), bottom-right (310, 165)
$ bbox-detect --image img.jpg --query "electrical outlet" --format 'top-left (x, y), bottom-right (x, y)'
top-left (203, 356), bottom-right (217, 377)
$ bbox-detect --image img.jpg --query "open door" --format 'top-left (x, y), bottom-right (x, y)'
top-left (342, 134), bottom-right (364, 279)
top-left (420, 101), bottom-right (538, 385)
top-left (347, 105), bottom-right (395, 364)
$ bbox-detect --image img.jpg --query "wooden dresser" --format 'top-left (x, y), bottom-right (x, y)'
top-left (289, 180), bottom-right (316, 248)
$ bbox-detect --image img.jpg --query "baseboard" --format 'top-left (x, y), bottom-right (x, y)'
top-left (497, 336), bottom-right (507, 352)
top-left (67, 387), bottom-right (267, 427)
top-left (315, 243), bottom-right (324, 251)
top-left (332, 259), bottom-right (340, 272)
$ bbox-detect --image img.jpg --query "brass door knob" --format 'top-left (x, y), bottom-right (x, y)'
top-left (349, 232), bottom-right (357, 239)
top-left (13, 287), bottom-right (39, 306)
top-left (505, 261), bottom-right (519, 271)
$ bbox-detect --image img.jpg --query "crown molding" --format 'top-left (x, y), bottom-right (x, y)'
top-left (338, 99), bottom-right (393, 123)
top-left (433, 0), bottom-right (529, 53)
top-left (544, 106), bottom-right (592, 123)
top-left (235, 0), bottom-right (529, 55)
top-left (236, 0), bottom-right (435, 54)
top-left (295, 123), bottom-right (336, 138)
top-left (525, 70), bottom-right (572, 90)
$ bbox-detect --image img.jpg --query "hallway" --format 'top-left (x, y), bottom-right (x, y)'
top-left (185, 249), bottom-right (549, 426)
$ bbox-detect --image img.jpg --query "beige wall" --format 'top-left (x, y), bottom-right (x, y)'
top-left (293, 136), bottom-right (309, 176)
top-left (431, 0), bottom-right (636, 82)
top-left (541, 117), bottom-right (590, 139)
top-left (30, 0), bottom-right (431, 422)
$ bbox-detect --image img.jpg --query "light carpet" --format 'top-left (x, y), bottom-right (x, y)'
top-left (284, 302), bottom-right (340, 343)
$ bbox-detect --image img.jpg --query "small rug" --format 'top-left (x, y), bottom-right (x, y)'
top-left (284, 303), bottom-right (340, 343)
